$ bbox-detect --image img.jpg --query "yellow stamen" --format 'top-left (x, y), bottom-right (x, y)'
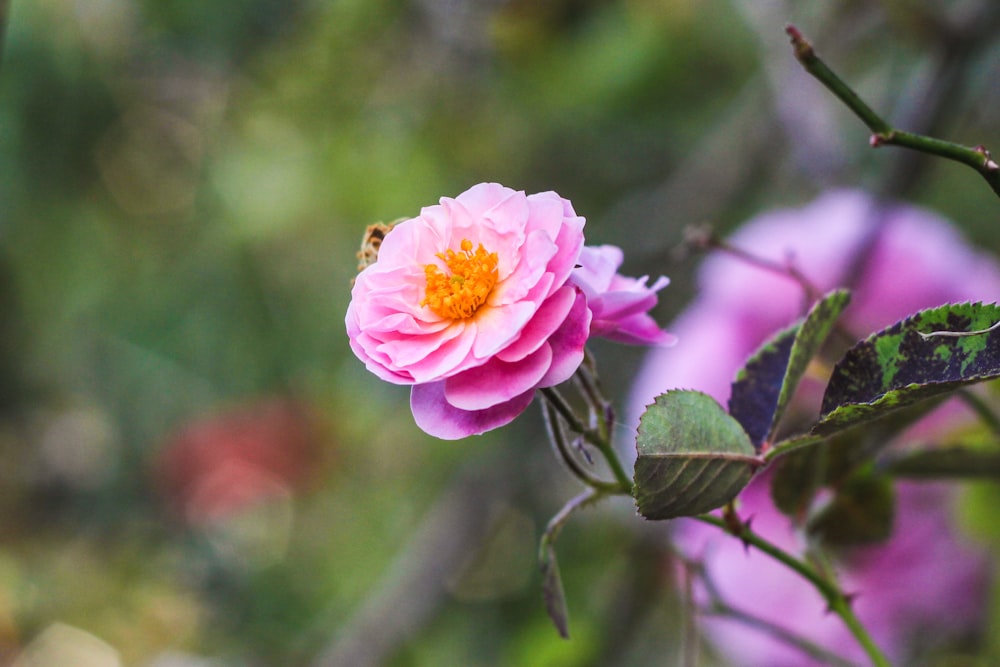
top-left (421, 239), bottom-right (499, 320)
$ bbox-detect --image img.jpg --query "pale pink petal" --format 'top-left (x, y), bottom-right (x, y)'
top-left (546, 214), bottom-right (586, 292)
top-left (492, 229), bottom-right (558, 305)
top-left (469, 301), bottom-right (537, 360)
top-left (378, 320), bottom-right (468, 370)
top-left (410, 382), bottom-right (536, 440)
top-left (572, 244), bottom-right (671, 347)
top-left (573, 245), bottom-right (623, 296)
top-left (496, 285), bottom-right (578, 363)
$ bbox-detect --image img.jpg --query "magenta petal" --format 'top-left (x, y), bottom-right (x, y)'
top-left (444, 344), bottom-right (553, 410)
top-left (593, 289), bottom-right (659, 321)
top-left (594, 314), bottom-right (677, 346)
top-left (539, 289), bottom-right (591, 387)
top-left (411, 382), bottom-right (535, 439)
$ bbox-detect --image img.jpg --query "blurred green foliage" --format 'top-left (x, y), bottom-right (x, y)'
top-left (0, 0), bottom-right (998, 665)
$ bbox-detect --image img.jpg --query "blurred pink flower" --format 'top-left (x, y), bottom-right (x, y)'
top-left (630, 190), bottom-right (997, 664)
top-left (571, 245), bottom-right (676, 346)
top-left (347, 183), bottom-right (591, 439)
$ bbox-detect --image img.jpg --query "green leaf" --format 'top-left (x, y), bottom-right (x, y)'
top-left (816, 302), bottom-right (1000, 435)
top-left (769, 399), bottom-right (944, 520)
top-left (634, 390), bottom-right (761, 520)
top-left (770, 446), bottom-right (826, 518)
top-left (730, 290), bottom-right (850, 450)
top-left (807, 471), bottom-right (894, 547)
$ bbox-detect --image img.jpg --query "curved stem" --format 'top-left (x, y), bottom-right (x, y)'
top-left (694, 514), bottom-right (891, 667)
top-left (590, 434), bottom-right (633, 494)
top-left (540, 387), bottom-right (588, 434)
top-left (541, 400), bottom-right (621, 493)
top-left (957, 388), bottom-right (1000, 437)
top-left (786, 24), bottom-right (1000, 199)
top-left (540, 386), bottom-right (633, 495)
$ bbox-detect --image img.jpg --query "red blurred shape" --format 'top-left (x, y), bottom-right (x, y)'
top-left (155, 398), bottom-right (325, 525)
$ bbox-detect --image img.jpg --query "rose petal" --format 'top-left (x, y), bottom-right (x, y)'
top-left (496, 285), bottom-right (578, 363)
top-left (410, 382), bottom-right (535, 439)
top-left (539, 289), bottom-right (591, 387)
top-left (444, 344), bottom-right (553, 410)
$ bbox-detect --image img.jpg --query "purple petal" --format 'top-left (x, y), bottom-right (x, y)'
top-left (410, 382), bottom-right (535, 439)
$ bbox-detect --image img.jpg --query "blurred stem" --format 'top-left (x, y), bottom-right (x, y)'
top-left (786, 25), bottom-right (1000, 199)
top-left (882, 446), bottom-right (1000, 478)
top-left (694, 513), bottom-right (891, 667)
top-left (957, 388), bottom-right (1000, 437)
top-left (0, 0), bottom-right (9, 71)
top-left (695, 558), bottom-right (856, 667)
top-left (539, 487), bottom-right (603, 559)
top-left (763, 432), bottom-right (826, 463)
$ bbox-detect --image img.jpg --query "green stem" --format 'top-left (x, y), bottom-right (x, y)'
top-left (882, 446), bottom-right (1000, 479)
top-left (541, 400), bottom-right (621, 493)
top-left (592, 433), bottom-right (633, 495)
top-left (786, 25), bottom-right (1000, 199)
top-left (763, 433), bottom-right (826, 463)
top-left (957, 388), bottom-right (1000, 437)
top-left (540, 487), bottom-right (602, 555)
top-left (540, 387), bottom-right (588, 434)
top-left (694, 514), bottom-right (892, 667)
top-left (540, 386), bottom-right (633, 495)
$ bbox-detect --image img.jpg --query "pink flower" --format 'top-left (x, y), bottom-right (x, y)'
top-left (346, 183), bottom-right (592, 439)
top-left (570, 245), bottom-right (676, 346)
top-left (629, 191), bottom-right (997, 664)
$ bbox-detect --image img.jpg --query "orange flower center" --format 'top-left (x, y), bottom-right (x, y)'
top-left (421, 239), bottom-right (499, 320)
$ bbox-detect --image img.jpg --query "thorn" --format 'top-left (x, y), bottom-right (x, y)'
top-left (870, 134), bottom-right (886, 148)
top-left (785, 24), bottom-right (814, 60)
top-left (740, 515), bottom-right (755, 552)
top-left (827, 591), bottom-right (859, 614)
top-left (974, 146), bottom-right (999, 171)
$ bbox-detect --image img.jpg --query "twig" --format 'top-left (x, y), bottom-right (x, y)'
top-left (694, 513), bottom-right (891, 667)
top-left (786, 24), bottom-right (1000, 198)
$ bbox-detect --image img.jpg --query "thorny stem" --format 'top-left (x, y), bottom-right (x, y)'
top-left (686, 226), bottom-right (821, 304)
top-left (686, 227), bottom-right (858, 347)
top-left (691, 557), bottom-right (857, 667)
top-left (694, 513), bottom-right (892, 667)
top-left (786, 25), bottom-right (1000, 198)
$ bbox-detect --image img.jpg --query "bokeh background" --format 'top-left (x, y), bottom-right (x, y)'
top-left (1, 0), bottom-right (999, 665)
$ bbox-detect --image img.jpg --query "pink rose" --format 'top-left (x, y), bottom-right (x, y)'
top-left (346, 183), bottom-right (592, 439)
top-left (629, 191), bottom-right (996, 664)
top-left (570, 245), bottom-right (676, 346)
